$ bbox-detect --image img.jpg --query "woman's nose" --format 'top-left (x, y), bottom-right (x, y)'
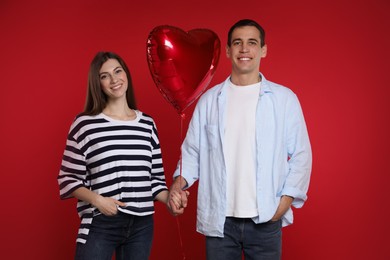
top-left (110, 74), bottom-right (118, 83)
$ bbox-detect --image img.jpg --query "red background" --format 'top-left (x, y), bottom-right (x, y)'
top-left (1, 0), bottom-right (389, 259)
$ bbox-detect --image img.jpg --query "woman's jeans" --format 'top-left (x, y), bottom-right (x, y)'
top-left (74, 212), bottom-right (154, 260)
top-left (206, 217), bottom-right (282, 260)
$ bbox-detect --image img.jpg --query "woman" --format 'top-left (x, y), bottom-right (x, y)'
top-left (58, 51), bottom-right (171, 259)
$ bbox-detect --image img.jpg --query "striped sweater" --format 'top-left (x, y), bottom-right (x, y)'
top-left (58, 110), bottom-right (167, 244)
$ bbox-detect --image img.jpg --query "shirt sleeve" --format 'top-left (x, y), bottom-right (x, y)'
top-left (150, 121), bottom-right (168, 197)
top-left (173, 101), bottom-right (202, 188)
top-left (282, 93), bottom-right (312, 208)
top-left (57, 126), bottom-right (87, 200)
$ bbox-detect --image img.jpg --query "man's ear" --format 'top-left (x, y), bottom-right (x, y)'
top-left (226, 45), bottom-right (231, 58)
top-left (261, 44), bottom-right (268, 58)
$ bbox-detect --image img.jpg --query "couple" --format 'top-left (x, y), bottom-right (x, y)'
top-left (58, 18), bottom-right (312, 260)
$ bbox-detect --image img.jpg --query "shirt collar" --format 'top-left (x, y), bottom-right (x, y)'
top-left (219, 72), bottom-right (273, 96)
top-left (259, 73), bottom-right (273, 95)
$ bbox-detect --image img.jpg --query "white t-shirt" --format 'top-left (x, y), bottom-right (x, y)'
top-left (225, 80), bottom-right (261, 218)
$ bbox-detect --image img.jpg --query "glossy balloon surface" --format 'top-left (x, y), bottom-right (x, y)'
top-left (147, 25), bottom-right (221, 115)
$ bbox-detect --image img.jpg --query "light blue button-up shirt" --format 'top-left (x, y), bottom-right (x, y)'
top-left (173, 74), bottom-right (312, 237)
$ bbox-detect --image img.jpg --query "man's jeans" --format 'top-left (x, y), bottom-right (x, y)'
top-left (75, 212), bottom-right (154, 260)
top-left (206, 217), bottom-right (282, 260)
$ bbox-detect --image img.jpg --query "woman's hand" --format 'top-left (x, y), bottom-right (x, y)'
top-left (93, 195), bottom-right (126, 216)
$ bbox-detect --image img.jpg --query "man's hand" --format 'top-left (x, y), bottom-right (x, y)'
top-left (167, 176), bottom-right (189, 216)
top-left (168, 189), bottom-right (189, 215)
top-left (271, 195), bottom-right (294, 221)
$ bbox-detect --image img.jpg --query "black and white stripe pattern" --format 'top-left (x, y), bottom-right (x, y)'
top-left (58, 110), bottom-right (167, 244)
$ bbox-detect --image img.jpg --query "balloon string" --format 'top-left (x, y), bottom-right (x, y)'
top-left (175, 216), bottom-right (185, 260)
top-left (176, 112), bottom-right (186, 260)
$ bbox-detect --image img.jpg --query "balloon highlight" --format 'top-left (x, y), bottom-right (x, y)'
top-left (146, 25), bottom-right (221, 115)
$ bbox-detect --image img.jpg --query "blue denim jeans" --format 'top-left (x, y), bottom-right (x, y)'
top-left (206, 217), bottom-right (282, 260)
top-left (74, 212), bottom-right (154, 260)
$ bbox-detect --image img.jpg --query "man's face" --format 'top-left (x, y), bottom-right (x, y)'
top-left (226, 26), bottom-right (267, 76)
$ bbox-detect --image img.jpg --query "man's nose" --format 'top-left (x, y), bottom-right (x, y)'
top-left (240, 43), bottom-right (249, 52)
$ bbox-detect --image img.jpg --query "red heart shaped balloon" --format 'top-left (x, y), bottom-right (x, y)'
top-left (146, 25), bottom-right (221, 115)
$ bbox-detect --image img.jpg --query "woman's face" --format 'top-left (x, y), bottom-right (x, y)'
top-left (99, 58), bottom-right (128, 101)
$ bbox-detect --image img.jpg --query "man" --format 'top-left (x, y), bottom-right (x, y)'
top-left (169, 19), bottom-right (312, 260)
